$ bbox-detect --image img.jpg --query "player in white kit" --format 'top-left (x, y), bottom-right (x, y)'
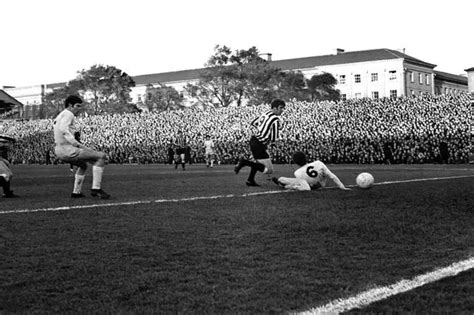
top-left (273, 151), bottom-right (350, 191)
top-left (54, 95), bottom-right (110, 199)
top-left (204, 135), bottom-right (215, 168)
top-left (0, 134), bottom-right (18, 198)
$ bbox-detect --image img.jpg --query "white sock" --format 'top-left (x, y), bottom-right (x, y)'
top-left (92, 165), bottom-right (104, 190)
top-left (73, 174), bottom-right (85, 194)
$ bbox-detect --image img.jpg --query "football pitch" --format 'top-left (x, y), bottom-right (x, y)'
top-left (1, 163), bottom-right (473, 313)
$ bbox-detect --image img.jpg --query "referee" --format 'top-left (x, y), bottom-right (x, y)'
top-left (234, 99), bottom-right (286, 186)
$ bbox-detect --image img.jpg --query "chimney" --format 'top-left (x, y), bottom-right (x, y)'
top-left (336, 48), bottom-right (345, 55)
top-left (259, 53), bottom-right (272, 61)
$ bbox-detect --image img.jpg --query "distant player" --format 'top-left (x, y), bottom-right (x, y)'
top-left (0, 134), bottom-right (18, 198)
top-left (54, 95), bottom-right (110, 199)
top-left (272, 151), bottom-right (350, 191)
top-left (204, 135), bottom-right (215, 168)
top-left (174, 130), bottom-right (186, 170)
top-left (234, 99), bottom-right (285, 186)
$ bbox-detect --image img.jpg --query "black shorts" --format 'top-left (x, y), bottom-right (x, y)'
top-left (176, 147), bottom-right (185, 155)
top-left (249, 136), bottom-right (269, 160)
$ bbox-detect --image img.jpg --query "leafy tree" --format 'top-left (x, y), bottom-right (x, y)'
top-left (41, 64), bottom-right (137, 116)
top-left (143, 83), bottom-right (184, 111)
top-left (41, 84), bottom-right (80, 118)
top-left (187, 45), bottom-right (313, 107)
top-left (70, 64), bottom-right (136, 114)
top-left (306, 73), bottom-right (340, 101)
top-left (186, 45), bottom-right (277, 107)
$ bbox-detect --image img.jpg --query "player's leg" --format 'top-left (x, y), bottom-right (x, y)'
top-left (0, 160), bottom-right (17, 197)
top-left (210, 153), bottom-right (215, 168)
top-left (244, 137), bottom-right (268, 185)
top-left (276, 177), bottom-right (311, 191)
top-left (180, 153), bottom-right (186, 170)
top-left (70, 161), bottom-right (87, 198)
top-left (76, 147), bottom-right (110, 199)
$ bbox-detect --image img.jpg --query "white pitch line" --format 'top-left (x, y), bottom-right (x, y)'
top-left (1, 175), bottom-right (473, 215)
top-left (0, 190), bottom-right (291, 215)
top-left (296, 257), bottom-right (474, 314)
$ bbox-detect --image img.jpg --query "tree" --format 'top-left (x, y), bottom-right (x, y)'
top-left (70, 64), bottom-right (136, 114)
top-left (187, 45), bottom-right (313, 107)
top-left (306, 73), bottom-right (340, 101)
top-left (186, 45), bottom-right (277, 107)
top-left (41, 84), bottom-right (80, 118)
top-left (143, 83), bottom-right (184, 111)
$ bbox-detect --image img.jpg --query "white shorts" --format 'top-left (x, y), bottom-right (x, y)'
top-left (0, 159), bottom-right (13, 181)
top-left (55, 145), bottom-right (81, 162)
top-left (277, 177), bottom-right (311, 191)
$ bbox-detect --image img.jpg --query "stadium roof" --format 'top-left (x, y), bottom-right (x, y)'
top-left (0, 89), bottom-right (23, 111)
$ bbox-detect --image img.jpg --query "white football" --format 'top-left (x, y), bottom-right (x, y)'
top-left (356, 172), bottom-right (374, 189)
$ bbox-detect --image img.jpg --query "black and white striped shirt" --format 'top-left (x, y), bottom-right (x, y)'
top-left (250, 110), bottom-right (282, 144)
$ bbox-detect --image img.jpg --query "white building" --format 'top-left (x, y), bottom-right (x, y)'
top-left (3, 48), bottom-right (469, 119)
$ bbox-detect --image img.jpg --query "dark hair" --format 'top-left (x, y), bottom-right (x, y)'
top-left (270, 99), bottom-right (285, 108)
top-left (65, 95), bottom-right (83, 108)
top-left (292, 151), bottom-right (307, 166)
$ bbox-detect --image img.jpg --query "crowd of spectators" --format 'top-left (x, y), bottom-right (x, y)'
top-left (1, 93), bottom-right (472, 165)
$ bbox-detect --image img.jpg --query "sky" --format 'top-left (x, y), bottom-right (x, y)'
top-left (1, 0), bottom-right (472, 87)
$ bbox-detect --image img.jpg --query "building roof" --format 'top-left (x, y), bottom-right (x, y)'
top-left (270, 48), bottom-right (437, 70)
top-left (131, 48), bottom-right (438, 85)
top-left (0, 89), bottom-right (23, 109)
top-left (13, 48), bottom-right (445, 90)
top-left (133, 68), bottom-right (204, 86)
top-left (434, 70), bottom-right (468, 85)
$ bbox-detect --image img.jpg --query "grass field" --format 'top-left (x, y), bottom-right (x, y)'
top-left (1, 163), bottom-right (473, 313)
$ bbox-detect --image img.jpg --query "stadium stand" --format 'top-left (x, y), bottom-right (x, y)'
top-left (1, 93), bottom-right (471, 165)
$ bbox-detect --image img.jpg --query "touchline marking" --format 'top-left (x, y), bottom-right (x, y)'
top-left (1, 175), bottom-right (473, 215)
top-left (0, 190), bottom-right (291, 215)
top-left (296, 256), bottom-right (474, 314)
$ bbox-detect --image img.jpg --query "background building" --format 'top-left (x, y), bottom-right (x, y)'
top-left (2, 48), bottom-right (469, 119)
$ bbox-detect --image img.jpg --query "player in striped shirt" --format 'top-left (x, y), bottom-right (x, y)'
top-left (174, 130), bottom-right (187, 170)
top-left (234, 99), bottom-right (285, 186)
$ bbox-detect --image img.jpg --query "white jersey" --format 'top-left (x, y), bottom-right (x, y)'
top-left (293, 160), bottom-right (332, 188)
top-left (204, 139), bottom-right (214, 155)
top-left (54, 109), bottom-right (80, 147)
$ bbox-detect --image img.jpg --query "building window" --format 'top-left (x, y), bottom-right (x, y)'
top-left (354, 74), bottom-right (361, 83)
top-left (411, 90), bottom-right (415, 95)
top-left (371, 91), bottom-right (379, 99)
top-left (390, 90), bottom-right (397, 99)
top-left (410, 72), bottom-right (415, 82)
top-left (425, 74), bottom-right (430, 85)
top-left (419, 73), bottom-right (423, 84)
top-left (341, 94), bottom-right (347, 100)
top-left (355, 93), bottom-right (361, 99)
top-left (389, 70), bottom-right (397, 80)
top-left (339, 75), bottom-right (346, 84)
top-left (371, 73), bottom-right (378, 82)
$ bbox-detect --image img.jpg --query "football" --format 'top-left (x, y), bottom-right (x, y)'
top-left (356, 172), bottom-right (374, 189)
